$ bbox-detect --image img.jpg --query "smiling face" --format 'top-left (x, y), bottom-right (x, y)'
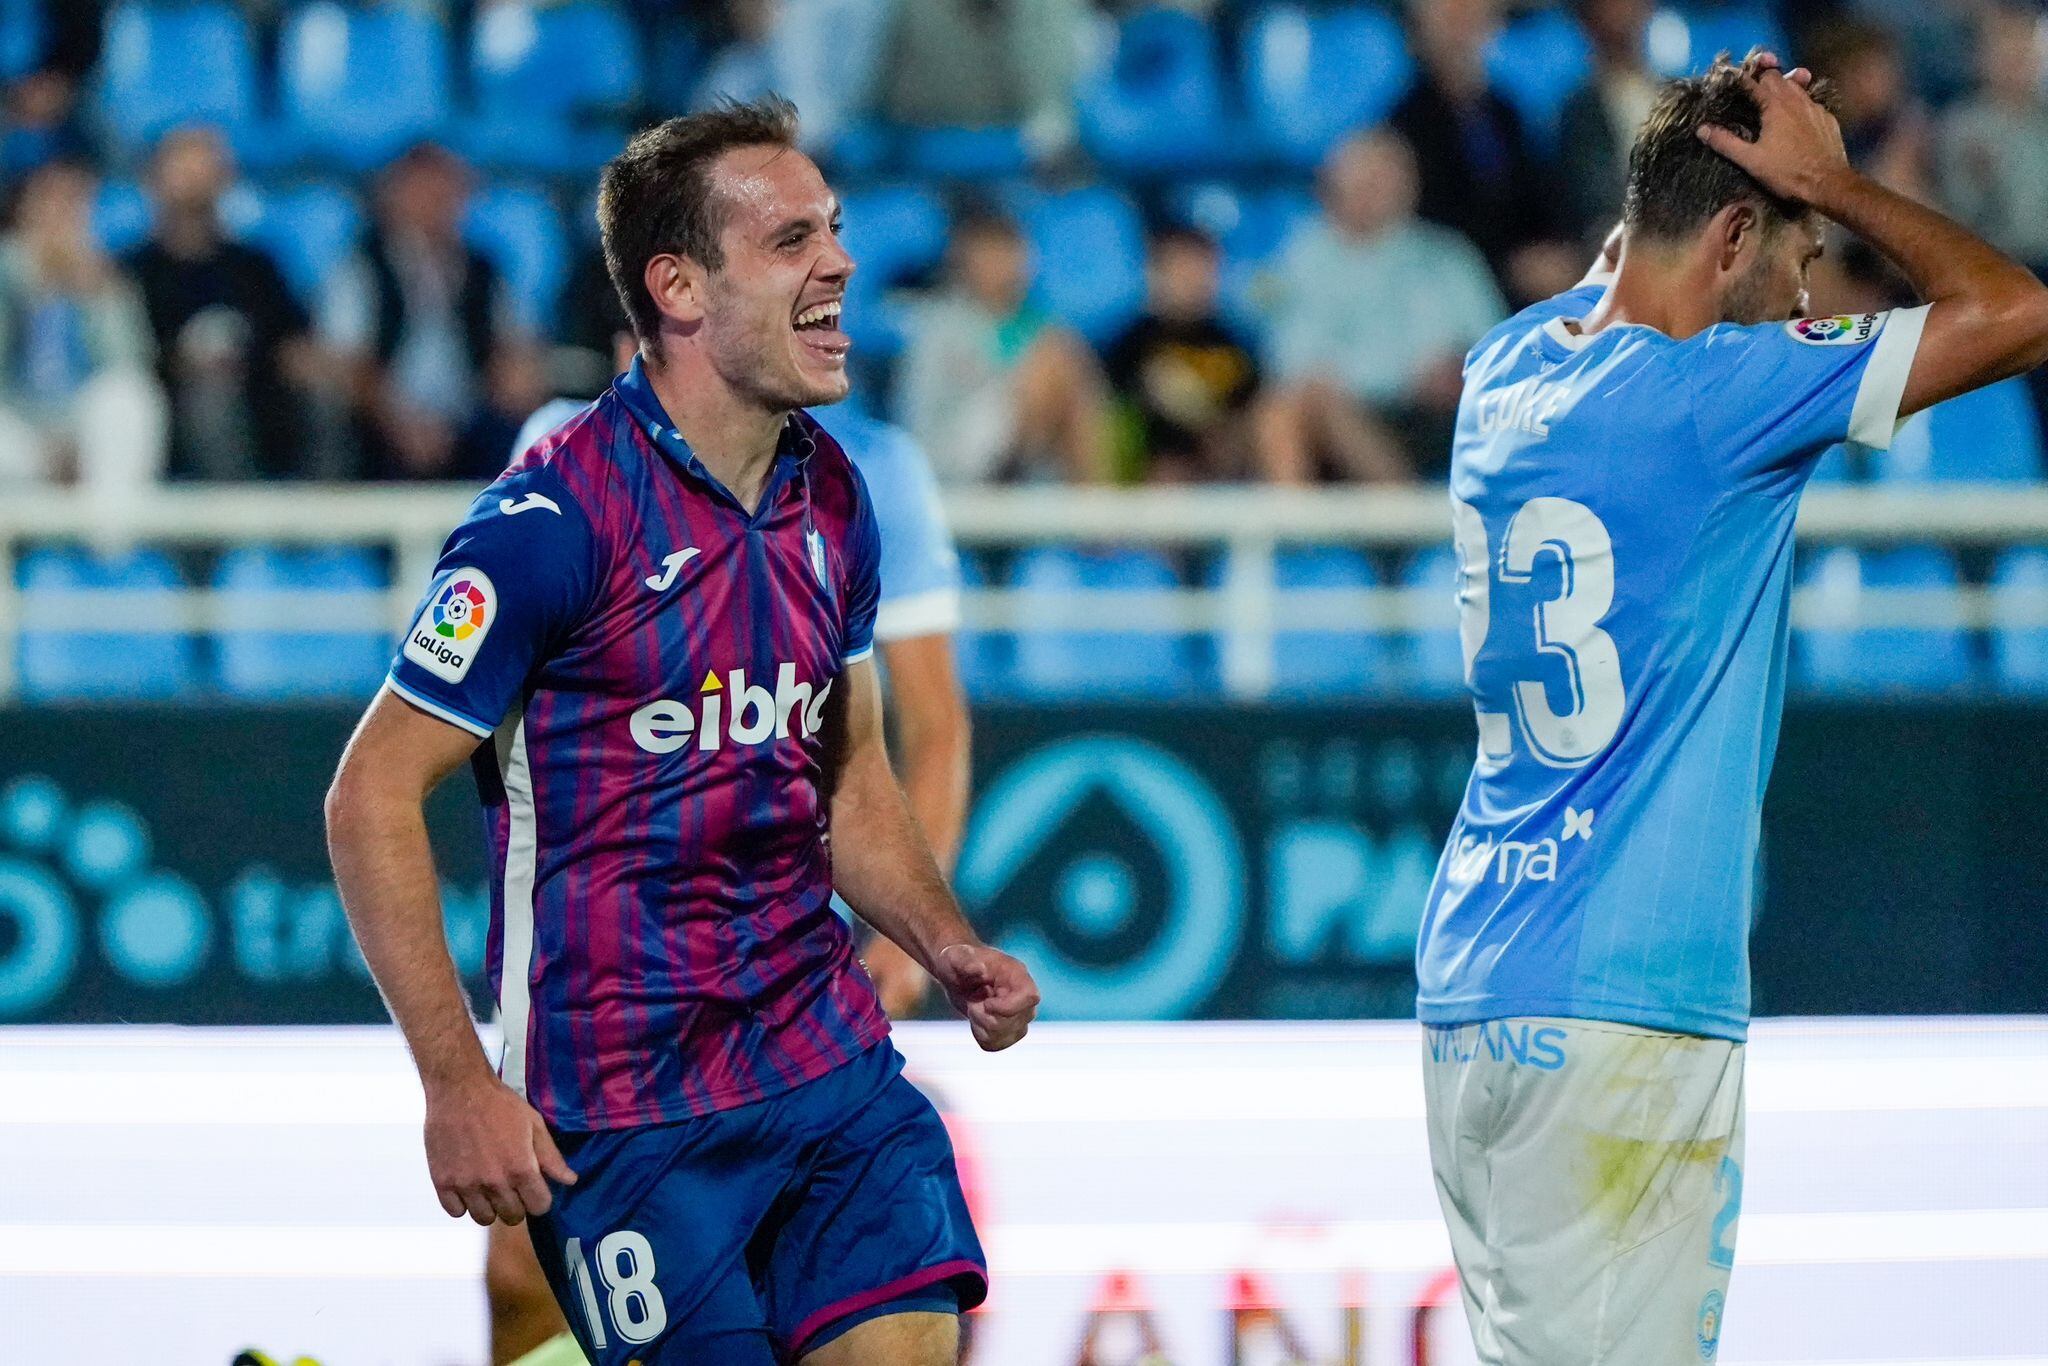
top-left (690, 144), bottom-right (854, 410)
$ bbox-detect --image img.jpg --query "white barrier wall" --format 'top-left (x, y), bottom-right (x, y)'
top-left (2, 1019), bottom-right (2045, 1365)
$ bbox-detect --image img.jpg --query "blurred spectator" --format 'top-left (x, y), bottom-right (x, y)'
top-left (1, 0), bottom-right (104, 179)
top-left (879, 0), bottom-right (1084, 160)
top-left (1103, 225), bottom-right (1260, 484)
top-left (692, 0), bottom-right (892, 152)
top-left (1390, 0), bottom-right (1578, 304)
top-left (0, 157), bottom-right (167, 497)
top-left (693, 0), bottom-right (783, 109)
top-left (127, 127), bottom-right (321, 481)
top-left (1808, 17), bottom-right (1932, 202)
top-left (319, 142), bottom-right (542, 480)
top-left (1557, 0), bottom-right (1655, 248)
top-left (1254, 130), bottom-right (1504, 485)
top-left (1938, 1), bottom-right (2048, 274)
top-left (895, 206), bottom-right (1110, 485)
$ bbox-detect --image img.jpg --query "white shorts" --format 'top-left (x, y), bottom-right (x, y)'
top-left (1422, 1017), bottom-right (1746, 1365)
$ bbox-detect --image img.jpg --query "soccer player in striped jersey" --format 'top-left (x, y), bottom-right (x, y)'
top-left (1415, 54), bottom-right (2048, 1363)
top-left (327, 99), bottom-right (1037, 1366)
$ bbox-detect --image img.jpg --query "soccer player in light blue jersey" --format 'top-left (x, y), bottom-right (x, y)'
top-left (1416, 54), bottom-right (2048, 1364)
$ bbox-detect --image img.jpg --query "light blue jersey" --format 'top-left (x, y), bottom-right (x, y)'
top-left (520, 398), bottom-right (963, 644)
top-left (1415, 283), bottom-right (1928, 1041)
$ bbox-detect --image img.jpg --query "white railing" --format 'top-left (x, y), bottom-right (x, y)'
top-left (2, 483), bottom-right (2048, 701)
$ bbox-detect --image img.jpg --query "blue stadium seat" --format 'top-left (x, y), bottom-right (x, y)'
top-left (1242, 4), bottom-right (1413, 169)
top-left (1398, 544), bottom-right (1467, 696)
top-left (1008, 186), bottom-right (1147, 346)
top-left (952, 553), bottom-right (1013, 700)
top-left (464, 185), bottom-right (568, 335)
top-left (281, 2), bottom-right (452, 169)
top-left (1, 0), bottom-right (41, 81)
top-left (96, 1), bottom-right (259, 159)
top-left (899, 126), bottom-right (1032, 180)
top-left (1648, 4), bottom-right (1787, 77)
top-left (1010, 547), bottom-right (1207, 698)
top-left (1991, 548), bottom-right (2048, 695)
top-left (838, 184), bottom-right (948, 360)
top-left (1166, 181), bottom-right (1315, 337)
top-left (1797, 545), bottom-right (1974, 694)
top-left (1265, 547), bottom-right (1394, 697)
top-left (1078, 6), bottom-right (1238, 176)
top-left (244, 181), bottom-right (362, 305)
top-left (464, 0), bottom-right (641, 174)
top-left (1879, 379), bottom-right (2046, 483)
top-left (213, 547), bottom-right (389, 699)
top-left (91, 178), bottom-right (152, 256)
top-left (17, 548), bottom-right (197, 700)
top-left (1485, 8), bottom-right (1593, 152)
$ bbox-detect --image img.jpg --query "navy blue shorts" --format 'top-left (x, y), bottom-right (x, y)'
top-left (529, 1041), bottom-right (987, 1364)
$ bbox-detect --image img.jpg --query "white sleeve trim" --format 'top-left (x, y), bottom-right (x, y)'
top-left (384, 675), bottom-right (496, 738)
top-left (874, 587), bottom-right (963, 642)
top-left (1847, 304), bottom-right (1929, 450)
top-left (841, 644), bottom-right (876, 667)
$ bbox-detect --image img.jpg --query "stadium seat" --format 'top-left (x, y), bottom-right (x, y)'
top-left (213, 547), bottom-right (390, 699)
top-left (90, 178), bottom-right (152, 256)
top-left (1, 0), bottom-right (40, 82)
top-left (280, 1), bottom-right (452, 170)
top-left (838, 184), bottom-right (948, 360)
top-left (1077, 6), bottom-right (1239, 176)
top-left (898, 126), bottom-right (1032, 180)
top-left (1398, 544), bottom-right (1468, 696)
top-left (464, 184), bottom-right (568, 335)
top-left (1166, 181), bottom-right (1316, 337)
top-left (244, 181), bottom-right (362, 306)
top-left (17, 547), bottom-right (198, 700)
top-left (1485, 7), bottom-right (1594, 153)
top-left (464, 0), bottom-right (641, 174)
top-left (1647, 4), bottom-right (1787, 78)
top-left (1242, 4), bottom-right (1413, 169)
top-left (1262, 547), bottom-right (1394, 697)
top-left (1008, 186), bottom-right (1147, 347)
top-left (1991, 548), bottom-right (2048, 694)
top-left (1882, 379), bottom-right (2047, 483)
top-left (952, 553), bottom-right (1014, 700)
top-left (1796, 545), bottom-right (1974, 694)
top-left (95, 1), bottom-right (261, 160)
top-left (1010, 547), bottom-right (1208, 698)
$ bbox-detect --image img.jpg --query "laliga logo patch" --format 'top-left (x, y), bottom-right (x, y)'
top-left (404, 568), bottom-right (498, 682)
top-left (1787, 312), bottom-right (1878, 346)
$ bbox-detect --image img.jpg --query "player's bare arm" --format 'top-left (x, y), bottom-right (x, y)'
top-left (325, 689), bottom-right (576, 1226)
top-left (824, 657), bottom-right (1038, 1050)
top-left (1699, 60), bottom-right (2048, 414)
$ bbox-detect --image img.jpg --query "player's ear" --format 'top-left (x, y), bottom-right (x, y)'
top-left (645, 253), bottom-right (707, 329)
top-left (1715, 202), bottom-right (1760, 275)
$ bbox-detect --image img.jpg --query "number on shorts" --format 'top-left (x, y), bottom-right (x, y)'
top-left (565, 1230), bottom-right (669, 1347)
top-left (1708, 1156), bottom-right (1742, 1271)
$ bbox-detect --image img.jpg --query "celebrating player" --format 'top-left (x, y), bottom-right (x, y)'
top-left (326, 97), bottom-right (1037, 1366)
top-left (1415, 54), bottom-right (2048, 1363)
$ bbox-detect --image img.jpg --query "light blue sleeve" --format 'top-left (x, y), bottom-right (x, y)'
top-left (1686, 306), bottom-right (1929, 482)
top-left (820, 410), bottom-right (964, 641)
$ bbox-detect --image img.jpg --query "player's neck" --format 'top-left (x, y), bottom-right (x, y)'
top-left (1580, 240), bottom-right (1723, 343)
top-left (641, 350), bottom-right (788, 513)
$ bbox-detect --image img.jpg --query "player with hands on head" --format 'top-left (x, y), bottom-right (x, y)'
top-left (1415, 49), bottom-right (2048, 1366)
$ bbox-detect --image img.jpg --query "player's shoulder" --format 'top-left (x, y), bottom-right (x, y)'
top-left (807, 403), bottom-right (930, 496)
top-left (1465, 283), bottom-right (1607, 374)
top-left (1685, 310), bottom-right (1890, 360)
top-left (790, 408), bottom-right (873, 525)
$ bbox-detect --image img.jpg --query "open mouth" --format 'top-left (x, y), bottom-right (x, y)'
top-left (792, 299), bottom-right (849, 361)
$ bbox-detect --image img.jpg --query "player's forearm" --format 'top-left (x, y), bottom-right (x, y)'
top-left (325, 777), bottom-right (495, 1093)
top-left (830, 744), bottom-right (981, 971)
top-left (892, 694), bottom-right (970, 873)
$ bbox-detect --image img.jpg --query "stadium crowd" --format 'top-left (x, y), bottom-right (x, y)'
top-left (0, 0), bottom-right (2043, 494)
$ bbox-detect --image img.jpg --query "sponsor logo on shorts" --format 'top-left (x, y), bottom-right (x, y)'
top-left (1786, 312), bottom-right (1879, 346)
top-left (1696, 1288), bottom-right (1724, 1360)
top-left (403, 569), bottom-right (497, 682)
top-left (1425, 1021), bottom-right (1568, 1071)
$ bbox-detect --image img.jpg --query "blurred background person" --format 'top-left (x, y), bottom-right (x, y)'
top-left (896, 205), bottom-right (1110, 485)
top-left (1391, 0), bottom-right (1578, 303)
top-left (319, 141), bottom-right (543, 481)
top-left (1557, 0), bottom-right (1658, 248)
top-left (1254, 129), bottom-right (1504, 485)
top-left (0, 0), bottom-right (103, 179)
top-left (0, 155), bottom-right (165, 499)
top-left (1807, 16), bottom-right (1933, 201)
top-left (127, 125), bottom-right (324, 482)
top-left (1103, 223), bottom-right (1262, 484)
top-left (879, 0), bottom-right (1085, 165)
top-left (1937, 0), bottom-right (2048, 278)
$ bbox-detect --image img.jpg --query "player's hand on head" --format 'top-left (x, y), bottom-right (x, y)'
top-left (1697, 50), bottom-right (1849, 207)
top-left (422, 1074), bottom-right (578, 1226)
top-left (933, 943), bottom-right (1041, 1051)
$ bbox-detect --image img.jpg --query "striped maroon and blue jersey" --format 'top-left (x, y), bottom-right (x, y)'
top-left (387, 358), bottom-right (889, 1130)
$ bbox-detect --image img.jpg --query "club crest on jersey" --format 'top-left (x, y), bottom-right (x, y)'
top-left (1787, 313), bottom-right (1878, 346)
top-left (404, 568), bottom-right (497, 682)
top-left (806, 527), bottom-right (828, 589)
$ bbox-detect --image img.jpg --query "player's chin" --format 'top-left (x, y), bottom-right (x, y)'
top-left (789, 330), bottom-right (852, 401)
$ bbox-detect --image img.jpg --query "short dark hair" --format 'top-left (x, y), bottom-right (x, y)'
top-left (1623, 56), bottom-right (1836, 244)
top-left (1150, 223), bottom-right (1219, 257)
top-left (597, 96), bottom-right (801, 349)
